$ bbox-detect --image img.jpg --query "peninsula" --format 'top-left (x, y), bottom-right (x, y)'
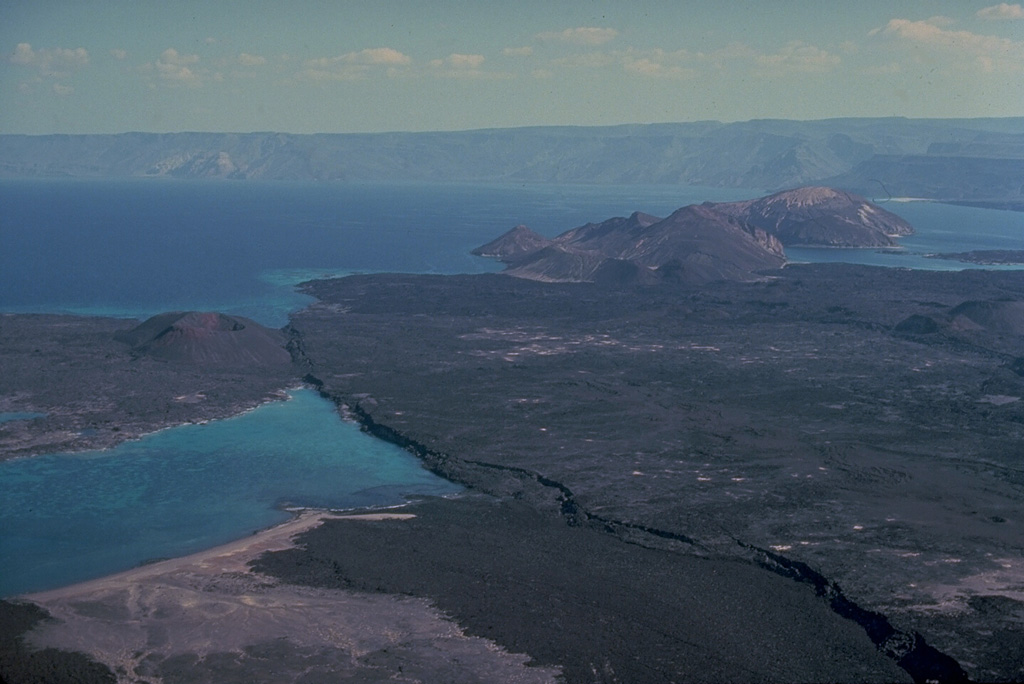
top-left (2, 190), bottom-right (1023, 683)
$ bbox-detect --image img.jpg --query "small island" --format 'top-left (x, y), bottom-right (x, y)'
top-left (474, 187), bottom-right (914, 285)
top-left (926, 249), bottom-right (1024, 266)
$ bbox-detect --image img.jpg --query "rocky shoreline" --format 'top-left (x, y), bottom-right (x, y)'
top-left (0, 314), bottom-right (296, 461)
top-left (3, 262), bottom-right (1024, 682)
top-left (926, 249), bottom-right (1024, 266)
top-left (275, 265), bottom-right (1024, 682)
top-left (280, 379), bottom-right (964, 683)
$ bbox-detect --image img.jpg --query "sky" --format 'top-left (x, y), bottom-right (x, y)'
top-left (2, 1), bottom-right (1023, 134)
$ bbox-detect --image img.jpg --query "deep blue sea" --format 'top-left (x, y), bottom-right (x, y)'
top-left (0, 179), bottom-right (1021, 596)
top-left (0, 179), bottom-right (762, 327)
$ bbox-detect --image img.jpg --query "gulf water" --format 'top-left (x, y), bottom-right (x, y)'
top-left (0, 179), bottom-right (1021, 596)
top-left (0, 179), bottom-right (761, 327)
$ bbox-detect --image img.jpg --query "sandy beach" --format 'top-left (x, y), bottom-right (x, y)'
top-left (20, 507), bottom-right (558, 684)
top-left (24, 509), bottom-right (339, 602)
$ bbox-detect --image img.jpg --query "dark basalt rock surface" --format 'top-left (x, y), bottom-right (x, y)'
top-left (894, 313), bottom-right (941, 335)
top-left (0, 600), bottom-right (115, 684)
top-left (279, 265), bottom-right (1024, 682)
top-left (894, 299), bottom-right (1024, 355)
top-left (948, 299), bottom-right (1024, 337)
top-left (255, 495), bottom-right (910, 684)
top-left (5, 264), bottom-right (1024, 682)
top-left (0, 314), bottom-right (295, 459)
top-left (116, 311), bottom-right (291, 367)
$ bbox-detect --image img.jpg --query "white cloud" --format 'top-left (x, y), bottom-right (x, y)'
top-left (537, 27), bottom-right (619, 45)
top-left (52, 83), bottom-right (74, 95)
top-left (299, 47), bottom-right (411, 80)
top-left (159, 48), bottom-right (199, 66)
top-left (620, 48), bottom-right (695, 79)
top-left (10, 43), bottom-right (89, 77)
top-left (755, 41), bottom-right (841, 74)
top-left (10, 43), bottom-right (33, 64)
top-left (623, 57), bottom-right (695, 78)
top-left (977, 3), bottom-right (1024, 19)
top-left (447, 53), bottom-right (485, 69)
top-left (542, 46), bottom-right (697, 79)
top-left (342, 47), bottom-right (411, 65)
top-left (922, 15), bottom-right (956, 28)
top-left (10, 43), bottom-right (35, 66)
top-left (876, 17), bottom-right (1024, 71)
top-left (427, 53), bottom-right (505, 79)
top-left (110, 48), bottom-right (127, 60)
top-left (503, 46), bottom-right (534, 57)
top-left (237, 53), bottom-right (267, 66)
top-left (155, 48), bottom-right (202, 84)
top-left (299, 48), bottom-right (410, 81)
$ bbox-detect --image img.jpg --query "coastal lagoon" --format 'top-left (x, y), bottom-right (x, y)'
top-left (0, 389), bottom-right (459, 596)
top-left (1, 179), bottom-right (1021, 597)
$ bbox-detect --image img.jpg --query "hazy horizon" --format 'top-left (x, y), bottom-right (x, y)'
top-left (3, 1), bottom-right (1022, 135)
top-left (3, 113), bottom-right (1024, 139)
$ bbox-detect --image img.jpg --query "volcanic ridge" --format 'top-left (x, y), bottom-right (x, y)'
top-left (474, 187), bottom-right (913, 284)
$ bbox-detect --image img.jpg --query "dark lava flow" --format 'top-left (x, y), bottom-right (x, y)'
top-left (304, 370), bottom-right (969, 684)
top-left (5, 262), bottom-right (1024, 682)
top-left (271, 265), bottom-right (1024, 682)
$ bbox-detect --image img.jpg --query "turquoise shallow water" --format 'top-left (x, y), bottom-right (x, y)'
top-left (0, 389), bottom-right (460, 597)
top-left (0, 180), bottom-right (1020, 597)
top-left (3, 180), bottom-right (755, 596)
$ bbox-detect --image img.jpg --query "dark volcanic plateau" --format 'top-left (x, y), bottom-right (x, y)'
top-left (262, 265), bottom-right (1024, 683)
top-left (0, 313), bottom-right (294, 459)
top-left (2, 201), bottom-right (1023, 682)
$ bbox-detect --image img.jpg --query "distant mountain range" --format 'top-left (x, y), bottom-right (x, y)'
top-left (1, 118), bottom-right (1022, 207)
top-left (473, 187), bottom-right (911, 285)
